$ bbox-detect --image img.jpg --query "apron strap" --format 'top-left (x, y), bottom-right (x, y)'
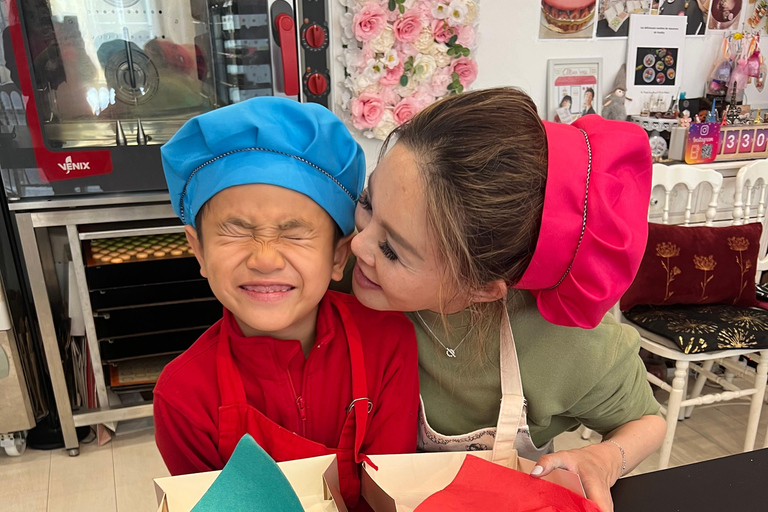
top-left (331, 295), bottom-right (376, 469)
top-left (216, 310), bottom-right (249, 406)
top-left (491, 300), bottom-right (525, 466)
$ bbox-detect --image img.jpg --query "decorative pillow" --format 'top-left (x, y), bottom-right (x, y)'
top-left (620, 222), bottom-right (762, 311)
top-left (624, 304), bottom-right (768, 354)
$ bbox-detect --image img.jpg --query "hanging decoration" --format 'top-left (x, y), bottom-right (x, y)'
top-left (338, 0), bottom-right (480, 140)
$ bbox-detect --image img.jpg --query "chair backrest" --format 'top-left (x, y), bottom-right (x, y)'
top-left (735, 160), bottom-right (768, 280)
top-left (652, 163), bottom-right (724, 226)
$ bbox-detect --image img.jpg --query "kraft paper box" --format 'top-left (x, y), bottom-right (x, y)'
top-left (155, 454), bottom-right (346, 512)
top-left (361, 451), bottom-right (586, 512)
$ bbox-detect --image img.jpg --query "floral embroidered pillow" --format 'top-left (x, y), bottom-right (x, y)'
top-left (624, 304), bottom-right (768, 354)
top-left (620, 222), bottom-right (763, 311)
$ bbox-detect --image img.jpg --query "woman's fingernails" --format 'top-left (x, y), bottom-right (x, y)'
top-left (531, 465), bottom-right (544, 476)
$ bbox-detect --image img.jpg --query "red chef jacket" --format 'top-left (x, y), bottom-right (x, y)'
top-left (153, 290), bottom-right (419, 478)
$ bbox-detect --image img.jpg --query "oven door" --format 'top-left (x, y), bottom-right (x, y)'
top-left (0, 0), bottom-right (323, 200)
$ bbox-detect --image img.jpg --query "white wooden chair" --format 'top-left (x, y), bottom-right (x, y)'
top-left (616, 162), bottom-right (768, 470)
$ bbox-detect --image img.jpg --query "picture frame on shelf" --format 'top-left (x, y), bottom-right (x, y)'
top-left (547, 58), bottom-right (603, 123)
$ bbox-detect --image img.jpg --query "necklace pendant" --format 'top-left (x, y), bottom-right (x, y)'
top-left (446, 348), bottom-right (456, 358)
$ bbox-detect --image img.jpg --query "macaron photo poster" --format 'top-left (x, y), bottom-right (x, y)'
top-left (539, 0), bottom-right (598, 39)
top-left (625, 14), bottom-right (686, 115)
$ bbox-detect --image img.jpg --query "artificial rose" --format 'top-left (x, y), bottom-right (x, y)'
top-left (347, 73), bottom-right (376, 95)
top-left (412, 54), bottom-right (437, 83)
top-left (373, 109), bottom-right (397, 140)
top-left (450, 56), bottom-right (478, 87)
top-left (447, 0), bottom-right (468, 26)
top-left (431, 19), bottom-right (455, 43)
top-left (351, 92), bottom-right (385, 129)
top-left (393, 96), bottom-right (421, 125)
top-left (353, 2), bottom-right (387, 42)
top-left (394, 41), bottom-right (420, 58)
top-left (432, 1), bottom-right (450, 19)
top-left (395, 79), bottom-right (418, 97)
top-left (465, 0), bottom-right (479, 23)
top-left (383, 48), bottom-right (400, 69)
top-left (393, 9), bottom-right (424, 43)
top-left (380, 60), bottom-right (405, 86)
top-left (457, 25), bottom-right (475, 47)
top-left (429, 42), bottom-right (452, 67)
top-left (413, 0), bottom-right (434, 17)
top-left (429, 66), bottom-right (453, 96)
top-left (413, 27), bottom-right (435, 53)
top-left (413, 85), bottom-right (435, 109)
top-left (362, 82), bottom-right (383, 95)
top-left (369, 25), bottom-right (396, 53)
top-left (380, 85), bottom-right (400, 105)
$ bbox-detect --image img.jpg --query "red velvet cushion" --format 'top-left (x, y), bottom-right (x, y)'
top-left (620, 222), bottom-right (762, 311)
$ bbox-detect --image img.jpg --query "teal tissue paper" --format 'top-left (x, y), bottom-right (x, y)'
top-left (191, 434), bottom-right (304, 512)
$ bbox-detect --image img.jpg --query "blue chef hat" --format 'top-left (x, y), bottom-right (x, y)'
top-left (161, 97), bottom-right (365, 235)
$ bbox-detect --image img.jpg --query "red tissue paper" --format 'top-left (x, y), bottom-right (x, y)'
top-left (414, 455), bottom-right (601, 512)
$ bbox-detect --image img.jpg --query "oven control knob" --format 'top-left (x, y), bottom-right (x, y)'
top-left (304, 24), bottom-right (326, 49)
top-left (307, 73), bottom-right (328, 96)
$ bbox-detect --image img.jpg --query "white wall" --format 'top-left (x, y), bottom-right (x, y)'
top-left (332, 0), bottom-right (768, 172)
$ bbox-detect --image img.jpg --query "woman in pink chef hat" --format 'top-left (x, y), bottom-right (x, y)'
top-left (350, 88), bottom-right (665, 512)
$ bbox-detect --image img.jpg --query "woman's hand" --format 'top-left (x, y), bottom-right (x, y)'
top-left (531, 443), bottom-right (622, 512)
top-left (530, 415), bottom-right (666, 512)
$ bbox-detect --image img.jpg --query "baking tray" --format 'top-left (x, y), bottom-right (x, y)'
top-left (85, 256), bottom-right (205, 290)
top-left (93, 299), bottom-right (222, 340)
top-left (99, 326), bottom-right (210, 362)
top-left (89, 279), bottom-right (214, 311)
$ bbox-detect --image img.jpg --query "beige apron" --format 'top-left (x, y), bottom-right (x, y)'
top-left (417, 305), bottom-right (554, 464)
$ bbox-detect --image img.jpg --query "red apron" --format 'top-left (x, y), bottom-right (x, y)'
top-left (215, 296), bottom-right (374, 508)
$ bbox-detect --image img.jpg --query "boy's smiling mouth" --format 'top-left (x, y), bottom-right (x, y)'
top-left (239, 282), bottom-right (296, 302)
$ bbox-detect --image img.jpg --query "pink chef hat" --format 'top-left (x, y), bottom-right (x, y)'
top-left (514, 116), bottom-right (652, 329)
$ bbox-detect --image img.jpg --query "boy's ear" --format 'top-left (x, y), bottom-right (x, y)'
top-left (185, 225), bottom-right (208, 279)
top-left (331, 233), bottom-right (355, 282)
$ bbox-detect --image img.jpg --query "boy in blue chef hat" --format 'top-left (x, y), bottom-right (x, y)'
top-left (153, 98), bottom-right (419, 508)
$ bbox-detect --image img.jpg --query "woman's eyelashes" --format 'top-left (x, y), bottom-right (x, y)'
top-left (379, 241), bottom-right (399, 261)
top-left (358, 189), bottom-right (397, 261)
top-left (358, 190), bottom-right (372, 211)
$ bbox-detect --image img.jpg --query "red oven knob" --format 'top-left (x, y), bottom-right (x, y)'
top-left (307, 73), bottom-right (328, 96)
top-left (304, 24), bottom-right (326, 49)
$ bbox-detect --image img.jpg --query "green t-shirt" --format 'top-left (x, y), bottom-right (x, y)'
top-left (407, 291), bottom-right (660, 448)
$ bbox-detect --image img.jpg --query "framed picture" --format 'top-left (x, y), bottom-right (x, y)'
top-left (547, 58), bottom-right (603, 123)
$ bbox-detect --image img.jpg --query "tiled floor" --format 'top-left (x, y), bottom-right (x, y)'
top-left (2, 383), bottom-right (768, 512)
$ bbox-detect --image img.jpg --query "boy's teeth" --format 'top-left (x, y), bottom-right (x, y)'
top-left (243, 285), bottom-right (292, 292)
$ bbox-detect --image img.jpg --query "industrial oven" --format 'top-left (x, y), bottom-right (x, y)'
top-left (0, 0), bottom-right (333, 454)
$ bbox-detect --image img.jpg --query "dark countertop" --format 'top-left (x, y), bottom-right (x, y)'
top-left (611, 448), bottom-right (768, 511)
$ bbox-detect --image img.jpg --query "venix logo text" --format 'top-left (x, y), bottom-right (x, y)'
top-left (57, 155), bottom-right (91, 174)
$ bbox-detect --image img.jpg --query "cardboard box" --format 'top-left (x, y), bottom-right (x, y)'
top-left (155, 454), bottom-right (346, 512)
top-left (361, 451), bottom-right (586, 512)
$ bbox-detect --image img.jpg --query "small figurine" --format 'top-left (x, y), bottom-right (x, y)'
top-left (679, 110), bottom-right (692, 128)
top-left (603, 64), bottom-right (631, 121)
top-left (706, 98), bottom-right (719, 123)
top-left (756, 109), bottom-right (763, 125)
top-left (725, 82), bottom-right (741, 125)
